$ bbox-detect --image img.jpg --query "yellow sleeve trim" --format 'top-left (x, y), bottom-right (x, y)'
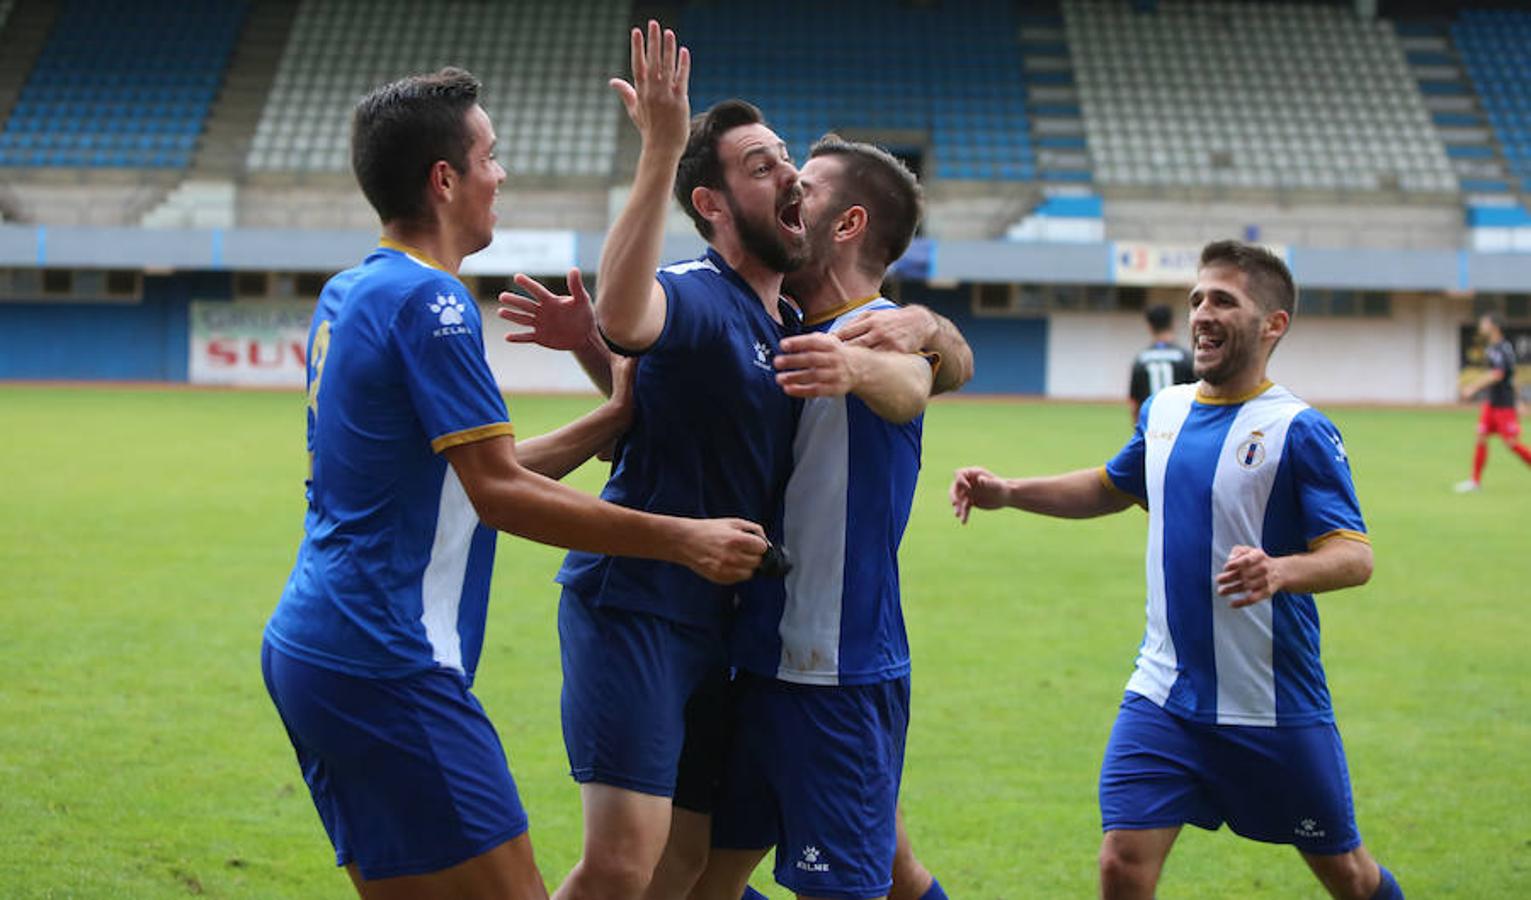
top-left (431, 422), bottom-right (515, 453)
top-left (1308, 529), bottom-right (1370, 550)
top-left (1098, 465), bottom-right (1147, 509)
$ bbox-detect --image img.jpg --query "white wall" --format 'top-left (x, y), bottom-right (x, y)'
top-left (1045, 294), bottom-right (1468, 404)
top-left (479, 302), bottom-right (601, 394)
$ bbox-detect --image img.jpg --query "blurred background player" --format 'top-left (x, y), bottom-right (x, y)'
top-left (950, 241), bottom-right (1403, 900)
top-left (1128, 303), bottom-right (1195, 424)
top-left (550, 23), bottom-right (808, 900)
top-left (1455, 312), bottom-right (1531, 492)
top-left (261, 67), bottom-right (767, 900)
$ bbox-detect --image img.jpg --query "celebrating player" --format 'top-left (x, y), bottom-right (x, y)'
top-left (550, 23), bottom-right (807, 900)
top-left (1455, 312), bottom-right (1531, 492)
top-left (1128, 303), bottom-right (1194, 423)
top-left (950, 241), bottom-right (1403, 900)
top-left (261, 68), bottom-right (767, 900)
top-left (686, 136), bottom-right (969, 900)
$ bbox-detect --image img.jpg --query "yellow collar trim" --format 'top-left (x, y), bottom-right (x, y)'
top-left (1196, 379), bottom-right (1274, 406)
top-left (804, 293), bottom-right (882, 327)
top-left (379, 237), bottom-right (448, 272)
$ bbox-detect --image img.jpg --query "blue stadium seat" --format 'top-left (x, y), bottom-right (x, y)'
top-left (0, 0), bottom-right (246, 169)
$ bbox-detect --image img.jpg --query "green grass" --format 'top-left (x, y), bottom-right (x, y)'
top-left (1, 385), bottom-right (1527, 898)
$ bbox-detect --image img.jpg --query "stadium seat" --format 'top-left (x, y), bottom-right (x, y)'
top-left (1453, 9), bottom-right (1531, 191)
top-left (0, 0), bottom-right (246, 170)
top-left (245, 0), bottom-right (627, 178)
top-left (681, 0), bottom-right (1047, 183)
top-left (1068, 0), bottom-right (1455, 194)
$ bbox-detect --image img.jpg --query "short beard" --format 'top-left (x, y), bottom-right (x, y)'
top-left (1194, 319), bottom-right (1261, 385)
top-left (725, 189), bottom-right (806, 275)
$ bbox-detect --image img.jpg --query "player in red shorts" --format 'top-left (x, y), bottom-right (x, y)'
top-left (1456, 313), bottom-right (1531, 492)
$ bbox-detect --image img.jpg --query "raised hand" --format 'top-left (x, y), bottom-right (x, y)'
top-left (497, 269), bottom-right (595, 351)
top-left (950, 466), bottom-right (1010, 524)
top-left (835, 306), bottom-right (937, 354)
top-left (608, 20), bottom-right (691, 155)
top-left (674, 517), bottom-right (768, 584)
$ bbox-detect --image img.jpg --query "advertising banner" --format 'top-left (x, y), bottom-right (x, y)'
top-left (189, 300), bottom-right (312, 387)
top-left (461, 229), bottom-right (576, 276)
top-left (1114, 242), bottom-right (1288, 286)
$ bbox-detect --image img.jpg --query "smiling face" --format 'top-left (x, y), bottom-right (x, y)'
top-left (715, 123), bottom-right (807, 273)
top-left (448, 104), bottom-right (506, 255)
top-left (1188, 265), bottom-right (1283, 386)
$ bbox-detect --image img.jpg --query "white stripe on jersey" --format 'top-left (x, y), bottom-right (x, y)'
top-left (778, 387), bottom-right (851, 684)
top-left (419, 466), bottom-right (477, 674)
top-left (1208, 387), bottom-right (1305, 724)
top-left (1127, 385), bottom-right (1194, 706)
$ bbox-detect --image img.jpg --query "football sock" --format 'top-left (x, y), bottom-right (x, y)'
top-left (1472, 442), bottom-right (1488, 482)
top-left (1512, 442), bottom-right (1531, 466)
top-left (741, 887), bottom-right (771, 900)
top-left (920, 877), bottom-right (949, 900)
top-left (1371, 864), bottom-right (1403, 899)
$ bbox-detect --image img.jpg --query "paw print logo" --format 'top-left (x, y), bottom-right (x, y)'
top-left (802, 846), bottom-right (820, 864)
top-left (429, 294), bottom-right (466, 326)
top-left (1301, 818), bottom-right (1316, 831)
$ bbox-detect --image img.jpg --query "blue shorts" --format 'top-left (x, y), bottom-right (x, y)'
top-left (1100, 692), bottom-right (1361, 855)
top-left (558, 586), bottom-right (728, 797)
top-left (712, 673), bottom-right (910, 900)
top-left (260, 640), bottom-right (528, 879)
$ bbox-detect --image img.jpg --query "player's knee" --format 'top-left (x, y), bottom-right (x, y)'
top-left (889, 851), bottom-right (932, 900)
top-left (572, 849), bottom-right (656, 900)
top-left (1098, 845), bottom-right (1153, 895)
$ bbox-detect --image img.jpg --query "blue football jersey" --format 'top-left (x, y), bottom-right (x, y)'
top-left (1103, 381), bottom-right (1368, 727)
top-left (731, 297), bottom-right (922, 685)
top-left (556, 248), bottom-right (799, 628)
top-left (266, 240), bottom-right (512, 684)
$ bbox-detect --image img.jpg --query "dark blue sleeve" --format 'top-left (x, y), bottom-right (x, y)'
top-left (1288, 409), bottom-right (1367, 547)
top-left (652, 268), bottom-right (724, 355)
top-left (1103, 399), bottom-right (1149, 502)
top-left (391, 276), bottom-right (512, 452)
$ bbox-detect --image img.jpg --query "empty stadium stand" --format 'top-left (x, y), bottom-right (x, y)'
top-left (680, 0), bottom-right (1052, 184)
top-left (1453, 9), bottom-right (1531, 197)
top-left (244, 0), bottom-right (628, 179)
top-left (0, 0), bottom-right (247, 170)
top-left (1069, 0), bottom-right (1456, 195)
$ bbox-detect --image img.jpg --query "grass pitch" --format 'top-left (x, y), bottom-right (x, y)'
top-left (1, 385), bottom-right (1527, 898)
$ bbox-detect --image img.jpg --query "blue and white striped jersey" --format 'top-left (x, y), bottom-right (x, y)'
top-left (732, 297), bottom-right (922, 685)
top-left (266, 241), bottom-right (511, 685)
top-left (1103, 381), bottom-right (1368, 727)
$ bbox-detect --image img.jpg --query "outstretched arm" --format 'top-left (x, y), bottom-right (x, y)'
top-left (835, 304), bottom-right (974, 394)
top-left (773, 332), bottom-right (933, 423)
top-left (1216, 537), bottom-right (1373, 608)
top-left (498, 269), bottom-right (613, 396)
top-left (1460, 366), bottom-right (1506, 401)
top-left (444, 435), bottom-right (765, 584)
top-left (597, 21), bottom-right (691, 351)
top-left (950, 465), bottom-right (1135, 524)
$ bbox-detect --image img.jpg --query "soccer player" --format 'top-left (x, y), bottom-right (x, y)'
top-left (1129, 303), bottom-right (1195, 423)
top-left (550, 24), bottom-right (809, 900)
top-left (1455, 312), bottom-right (1531, 492)
top-left (261, 68), bottom-right (768, 900)
top-left (950, 241), bottom-right (1404, 900)
top-left (687, 136), bottom-right (969, 900)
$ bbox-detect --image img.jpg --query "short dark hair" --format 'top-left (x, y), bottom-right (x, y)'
top-left (1482, 311), bottom-right (1506, 332)
top-left (1144, 304), bottom-right (1174, 332)
top-left (351, 67), bottom-right (481, 225)
top-left (1199, 239), bottom-right (1297, 316)
top-left (807, 134), bottom-right (923, 277)
top-left (675, 99), bottom-right (766, 240)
